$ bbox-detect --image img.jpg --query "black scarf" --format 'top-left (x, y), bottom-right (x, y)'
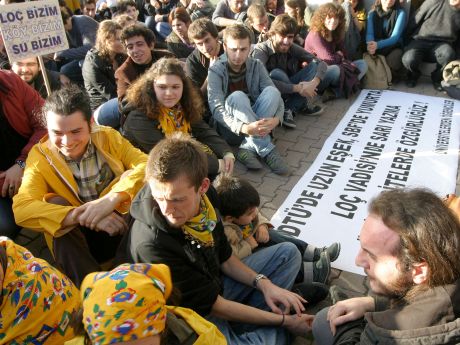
top-left (373, 4), bottom-right (399, 40)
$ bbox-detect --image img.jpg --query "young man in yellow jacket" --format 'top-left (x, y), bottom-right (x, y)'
top-left (13, 85), bottom-right (147, 286)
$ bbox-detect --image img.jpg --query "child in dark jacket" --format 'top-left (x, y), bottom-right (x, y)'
top-left (215, 175), bottom-right (341, 284)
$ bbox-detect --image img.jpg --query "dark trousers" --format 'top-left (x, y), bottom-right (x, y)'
top-left (0, 197), bottom-right (21, 239)
top-left (402, 39), bottom-right (456, 82)
top-left (53, 226), bottom-right (122, 287)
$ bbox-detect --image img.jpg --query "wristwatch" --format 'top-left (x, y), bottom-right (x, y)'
top-left (15, 160), bottom-right (26, 169)
top-left (253, 273), bottom-right (268, 288)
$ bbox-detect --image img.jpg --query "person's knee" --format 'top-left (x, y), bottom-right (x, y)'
top-left (313, 307), bottom-right (334, 345)
top-left (277, 241), bottom-right (302, 265)
top-left (435, 45), bottom-right (456, 66)
top-left (269, 68), bottom-right (289, 81)
top-left (226, 90), bottom-right (250, 107)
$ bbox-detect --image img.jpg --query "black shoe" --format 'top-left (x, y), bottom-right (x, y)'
top-left (405, 78), bottom-right (417, 88)
top-left (313, 242), bottom-right (341, 262)
top-left (298, 104), bottom-right (324, 116)
top-left (283, 109), bottom-right (296, 129)
top-left (292, 282), bottom-right (329, 306)
top-left (312, 251), bottom-right (331, 284)
top-left (433, 81), bottom-right (444, 91)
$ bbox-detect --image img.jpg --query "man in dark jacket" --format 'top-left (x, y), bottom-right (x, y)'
top-left (125, 134), bottom-right (322, 345)
top-left (312, 188), bottom-right (460, 345)
top-left (402, 0), bottom-right (460, 89)
top-left (0, 70), bottom-right (46, 238)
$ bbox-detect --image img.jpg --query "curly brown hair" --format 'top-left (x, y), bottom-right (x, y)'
top-left (126, 57), bottom-right (204, 123)
top-left (95, 20), bottom-right (123, 61)
top-left (309, 2), bottom-right (345, 43)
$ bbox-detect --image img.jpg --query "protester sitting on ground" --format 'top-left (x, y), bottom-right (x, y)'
top-left (123, 57), bottom-right (235, 178)
top-left (124, 133), bottom-right (328, 344)
top-left (0, 71), bottom-right (45, 239)
top-left (284, 0), bottom-right (309, 46)
top-left (55, 8), bottom-right (99, 85)
top-left (11, 57), bottom-right (70, 99)
top-left (185, 0), bottom-right (215, 20)
top-left (13, 85), bottom-right (147, 287)
top-left (402, 0), bottom-right (460, 89)
top-left (305, 3), bottom-right (368, 100)
top-left (186, 18), bottom-right (225, 94)
top-left (265, 0), bottom-right (284, 16)
top-left (166, 8), bottom-right (195, 59)
top-left (312, 188), bottom-right (460, 345)
top-left (82, 20), bottom-right (126, 129)
top-left (72, 263), bottom-right (226, 344)
top-left (0, 238), bottom-right (80, 343)
top-left (339, 0), bottom-right (367, 61)
top-left (145, 0), bottom-right (179, 40)
top-left (212, 0), bottom-right (248, 28)
top-left (366, 0), bottom-right (406, 80)
top-left (116, 0), bottom-right (143, 24)
top-left (244, 3), bottom-right (275, 44)
top-left (116, 24), bottom-right (173, 118)
top-left (208, 25), bottom-right (288, 175)
top-left (252, 14), bottom-right (331, 128)
top-left (215, 175), bottom-right (341, 285)
top-left (113, 12), bottom-right (137, 27)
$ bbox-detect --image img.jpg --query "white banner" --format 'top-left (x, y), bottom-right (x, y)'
top-left (0, 0), bottom-right (68, 63)
top-left (271, 90), bottom-right (460, 274)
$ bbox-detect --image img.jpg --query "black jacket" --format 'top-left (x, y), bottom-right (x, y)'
top-left (82, 48), bottom-right (126, 110)
top-left (125, 184), bottom-right (232, 316)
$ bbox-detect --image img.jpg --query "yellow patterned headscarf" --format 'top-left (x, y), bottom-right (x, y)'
top-left (0, 238), bottom-right (79, 344)
top-left (182, 194), bottom-right (217, 248)
top-left (80, 263), bottom-right (172, 345)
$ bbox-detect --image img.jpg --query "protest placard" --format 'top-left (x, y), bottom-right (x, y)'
top-left (271, 90), bottom-right (460, 274)
top-left (0, 0), bottom-right (68, 63)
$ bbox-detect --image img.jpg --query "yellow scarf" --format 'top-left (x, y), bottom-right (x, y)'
top-left (158, 105), bottom-right (191, 135)
top-left (239, 223), bottom-right (254, 239)
top-left (182, 194), bottom-right (217, 248)
top-left (0, 239), bottom-right (79, 344)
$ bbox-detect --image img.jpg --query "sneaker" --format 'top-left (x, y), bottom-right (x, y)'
top-left (299, 104), bottom-right (324, 116)
top-left (236, 148), bottom-right (263, 170)
top-left (292, 282), bottom-right (329, 307)
top-left (312, 251), bottom-right (331, 284)
top-left (314, 242), bottom-right (341, 262)
top-left (405, 78), bottom-right (417, 88)
top-left (283, 109), bottom-right (296, 129)
top-left (321, 88), bottom-right (336, 103)
top-left (263, 149), bottom-right (289, 175)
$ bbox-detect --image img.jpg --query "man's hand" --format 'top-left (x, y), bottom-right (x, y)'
top-left (327, 296), bottom-right (375, 335)
top-left (74, 192), bottom-right (126, 229)
top-left (242, 118), bottom-right (279, 137)
top-left (255, 224), bottom-right (270, 243)
top-left (94, 212), bottom-right (128, 236)
top-left (60, 74), bottom-right (71, 86)
top-left (284, 313), bottom-right (315, 337)
top-left (246, 235), bottom-right (259, 249)
top-left (298, 81), bottom-right (318, 98)
top-left (155, 14), bottom-right (163, 22)
top-left (258, 279), bottom-right (306, 316)
top-left (367, 41), bottom-right (377, 55)
top-left (222, 153), bottom-right (235, 175)
top-left (0, 164), bottom-right (24, 198)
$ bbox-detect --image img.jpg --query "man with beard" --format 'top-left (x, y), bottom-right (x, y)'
top-left (11, 57), bottom-right (69, 99)
top-left (312, 188), bottom-right (460, 345)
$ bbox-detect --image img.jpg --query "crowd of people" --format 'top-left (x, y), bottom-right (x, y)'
top-left (0, 0), bottom-right (460, 343)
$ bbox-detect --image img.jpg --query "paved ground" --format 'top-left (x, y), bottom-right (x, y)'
top-left (15, 77), bottom-right (457, 344)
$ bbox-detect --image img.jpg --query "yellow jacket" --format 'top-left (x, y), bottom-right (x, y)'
top-left (13, 125), bottom-right (147, 243)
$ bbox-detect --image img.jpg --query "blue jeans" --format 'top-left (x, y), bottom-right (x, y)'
top-left (206, 242), bottom-right (301, 345)
top-left (224, 86), bottom-right (282, 158)
top-left (156, 22), bottom-right (172, 40)
top-left (270, 61), bottom-right (335, 112)
top-left (94, 98), bottom-right (121, 129)
top-left (0, 197), bottom-right (20, 238)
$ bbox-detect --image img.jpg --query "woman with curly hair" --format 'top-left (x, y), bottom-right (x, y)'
top-left (82, 20), bottom-right (126, 128)
top-left (366, 0), bottom-right (406, 78)
top-left (305, 2), bottom-right (367, 99)
top-left (122, 57), bottom-right (235, 177)
top-left (284, 0), bottom-right (308, 46)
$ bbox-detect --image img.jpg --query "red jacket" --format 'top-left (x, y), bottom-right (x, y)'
top-left (0, 70), bottom-right (46, 188)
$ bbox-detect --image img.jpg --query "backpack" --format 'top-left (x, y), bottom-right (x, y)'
top-left (362, 52), bottom-right (392, 90)
top-left (441, 60), bottom-right (460, 100)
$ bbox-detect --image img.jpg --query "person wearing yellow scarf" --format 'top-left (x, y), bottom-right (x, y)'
top-left (68, 263), bottom-right (225, 345)
top-left (123, 57), bottom-right (235, 177)
top-left (0, 238), bottom-right (79, 344)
